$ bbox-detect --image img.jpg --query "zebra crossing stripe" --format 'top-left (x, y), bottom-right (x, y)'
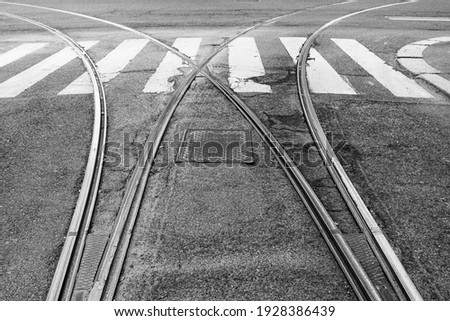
top-left (228, 37), bottom-right (272, 93)
top-left (0, 43), bottom-right (48, 68)
top-left (0, 37), bottom-right (438, 99)
top-left (280, 37), bottom-right (356, 95)
top-left (332, 38), bottom-right (433, 98)
top-left (0, 41), bottom-right (98, 98)
top-left (143, 38), bottom-right (202, 93)
top-left (59, 39), bottom-right (149, 95)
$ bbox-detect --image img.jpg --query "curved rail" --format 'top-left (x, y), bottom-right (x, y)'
top-left (1, 0), bottom-right (421, 301)
top-left (1, 0), bottom-right (353, 301)
top-left (296, 1), bottom-right (423, 300)
top-left (0, 12), bottom-right (108, 301)
top-left (69, 3), bottom-right (379, 300)
top-left (85, 2), bottom-right (357, 301)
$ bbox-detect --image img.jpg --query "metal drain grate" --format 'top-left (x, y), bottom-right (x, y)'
top-left (176, 129), bottom-right (254, 164)
top-left (71, 233), bottom-right (109, 301)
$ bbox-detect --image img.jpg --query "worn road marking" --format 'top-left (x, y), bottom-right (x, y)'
top-left (228, 37), bottom-right (272, 93)
top-left (144, 38), bottom-right (202, 93)
top-left (419, 74), bottom-right (450, 95)
top-left (397, 37), bottom-right (450, 59)
top-left (397, 44), bottom-right (428, 58)
top-left (0, 43), bottom-right (48, 67)
top-left (332, 38), bottom-right (433, 98)
top-left (397, 37), bottom-right (450, 96)
top-left (280, 37), bottom-right (356, 95)
top-left (397, 58), bottom-right (440, 75)
top-left (0, 41), bottom-right (97, 98)
top-left (59, 39), bottom-right (149, 95)
top-left (386, 16), bottom-right (450, 22)
top-left (2, 37), bottom-right (441, 98)
top-left (397, 37), bottom-right (449, 74)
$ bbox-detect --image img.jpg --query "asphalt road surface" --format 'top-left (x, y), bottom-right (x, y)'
top-left (1, 0), bottom-right (449, 301)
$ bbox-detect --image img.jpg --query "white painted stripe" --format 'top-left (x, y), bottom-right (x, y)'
top-left (279, 37), bottom-right (306, 63)
top-left (332, 38), bottom-right (433, 98)
top-left (280, 37), bottom-right (356, 95)
top-left (398, 37), bottom-right (450, 58)
top-left (228, 37), bottom-right (271, 93)
top-left (397, 58), bottom-right (440, 75)
top-left (144, 38), bottom-right (202, 93)
top-left (0, 43), bottom-right (48, 67)
top-left (0, 41), bottom-right (97, 98)
top-left (59, 39), bottom-right (149, 95)
top-left (397, 44), bottom-right (427, 58)
top-left (386, 16), bottom-right (450, 22)
top-left (414, 37), bottom-right (450, 46)
top-left (397, 37), bottom-right (450, 96)
top-left (419, 74), bottom-right (450, 95)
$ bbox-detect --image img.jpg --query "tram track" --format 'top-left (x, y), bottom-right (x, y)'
top-left (1, 0), bottom-right (423, 301)
top-left (0, 12), bottom-right (108, 301)
top-left (296, 1), bottom-right (423, 301)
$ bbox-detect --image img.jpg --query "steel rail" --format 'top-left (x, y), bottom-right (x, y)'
top-left (0, 0), bottom-right (361, 301)
top-left (0, 1), bottom-right (350, 79)
top-left (85, 2), bottom-right (358, 301)
top-left (0, 0), bottom-right (355, 301)
top-left (74, 6), bottom-right (380, 300)
top-left (296, 1), bottom-right (423, 301)
top-left (201, 70), bottom-right (382, 300)
top-left (0, 12), bottom-right (108, 301)
top-left (1, 1), bottom-right (413, 300)
top-left (2, 0), bottom-right (380, 301)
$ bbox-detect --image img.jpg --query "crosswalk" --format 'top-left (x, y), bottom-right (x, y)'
top-left (332, 39), bottom-right (433, 98)
top-left (0, 37), bottom-right (435, 99)
top-left (0, 42), bottom-right (48, 68)
top-left (280, 37), bottom-right (357, 95)
top-left (228, 37), bottom-right (272, 93)
top-left (0, 41), bottom-right (98, 98)
top-left (60, 39), bottom-right (149, 95)
top-left (143, 38), bottom-right (202, 93)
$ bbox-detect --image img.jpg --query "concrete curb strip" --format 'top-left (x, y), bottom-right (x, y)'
top-left (397, 37), bottom-right (450, 96)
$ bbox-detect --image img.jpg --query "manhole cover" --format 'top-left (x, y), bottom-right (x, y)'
top-left (176, 129), bottom-right (254, 164)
